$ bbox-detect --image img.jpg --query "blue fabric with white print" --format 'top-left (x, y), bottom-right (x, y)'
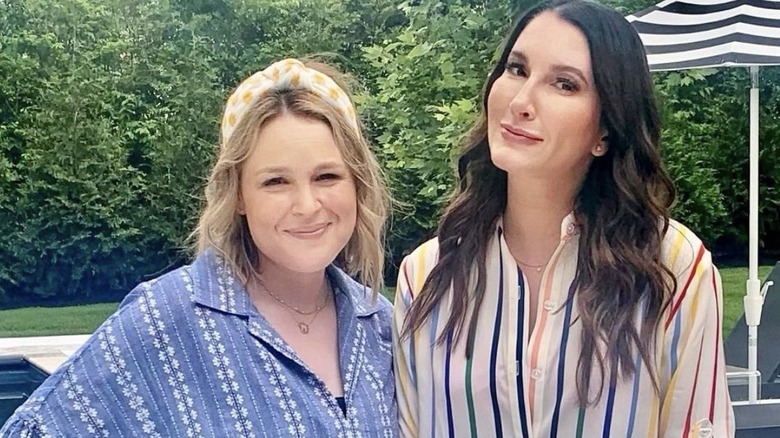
top-left (0, 250), bottom-right (397, 438)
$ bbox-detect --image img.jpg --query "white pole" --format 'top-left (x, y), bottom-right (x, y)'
top-left (744, 65), bottom-right (762, 404)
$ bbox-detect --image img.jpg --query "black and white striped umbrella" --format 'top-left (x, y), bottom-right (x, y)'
top-left (627, 0), bottom-right (780, 71)
top-left (626, 0), bottom-right (780, 405)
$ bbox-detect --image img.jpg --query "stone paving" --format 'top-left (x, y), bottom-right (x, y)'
top-left (0, 334), bottom-right (90, 374)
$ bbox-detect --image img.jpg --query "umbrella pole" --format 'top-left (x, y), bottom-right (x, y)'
top-left (744, 65), bottom-right (762, 404)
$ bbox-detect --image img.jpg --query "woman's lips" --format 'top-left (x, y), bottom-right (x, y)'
top-left (286, 223), bottom-right (330, 238)
top-left (500, 122), bottom-right (543, 143)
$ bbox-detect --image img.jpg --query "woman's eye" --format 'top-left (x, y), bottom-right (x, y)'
top-left (556, 78), bottom-right (579, 92)
top-left (317, 173), bottom-right (341, 181)
top-left (505, 62), bottom-right (527, 77)
top-left (262, 177), bottom-right (285, 186)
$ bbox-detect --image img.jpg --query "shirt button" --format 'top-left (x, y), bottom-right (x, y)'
top-left (531, 368), bottom-right (543, 380)
top-left (696, 419), bottom-right (713, 437)
top-left (543, 300), bottom-right (555, 311)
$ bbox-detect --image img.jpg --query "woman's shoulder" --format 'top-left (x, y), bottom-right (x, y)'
top-left (399, 237), bottom-right (440, 280)
top-left (70, 260), bottom-right (202, 362)
top-left (327, 265), bottom-right (393, 349)
top-left (108, 258), bottom-right (203, 330)
top-left (391, 237), bottom-right (445, 310)
top-left (328, 265), bottom-right (392, 318)
top-left (0, 262), bottom-right (202, 436)
top-left (406, 237), bottom-right (441, 261)
top-left (659, 218), bottom-right (721, 326)
top-left (660, 218), bottom-right (713, 275)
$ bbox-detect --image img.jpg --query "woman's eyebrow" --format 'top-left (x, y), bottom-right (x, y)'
top-left (510, 49), bottom-right (590, 86)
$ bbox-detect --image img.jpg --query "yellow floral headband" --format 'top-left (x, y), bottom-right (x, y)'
top-left (221, 58), bottom-right (359, 144)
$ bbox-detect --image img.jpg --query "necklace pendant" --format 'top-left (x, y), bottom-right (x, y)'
top-left (298, 322), bottom-right (309, 334)
top-left (536, 266), bottom-right (543, 272)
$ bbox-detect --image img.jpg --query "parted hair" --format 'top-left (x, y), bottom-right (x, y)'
top-left (194, 60), bottom-right (390, 296)
top-left (402, 0), bottom-right (678, 406)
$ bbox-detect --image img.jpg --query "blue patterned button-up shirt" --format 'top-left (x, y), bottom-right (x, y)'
top-left (1, 251), bottom-right (397, 437)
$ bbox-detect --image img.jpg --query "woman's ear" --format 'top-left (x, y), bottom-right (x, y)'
top-left (592, 133), bottom-right (609, 157)
top-left (236, 191), bottom-right (246, 215)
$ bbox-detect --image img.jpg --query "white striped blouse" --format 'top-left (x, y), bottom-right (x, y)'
top-left (393, 214), bottom-right (734, 437)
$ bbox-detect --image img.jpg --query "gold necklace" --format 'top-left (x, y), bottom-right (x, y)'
top-left (516, 253), bottom-right (556, 273)
top-left (516, 259), bottom-right (547, 273)
top-left (263, 281), bottom-right (330, 316)
top-left (260, 280), bottom-right (333, 334)
top-left (279, 292), bottom-right (331, 334)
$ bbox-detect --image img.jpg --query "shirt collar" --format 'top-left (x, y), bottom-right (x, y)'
top-left (189, 249), bottom-right (385, 318)
top-left (190, 249), bottom-right (253, 317)
top-left (326, 265), bottom-right (386, 318)
top-left (497, 210), bottom-right (580, 240)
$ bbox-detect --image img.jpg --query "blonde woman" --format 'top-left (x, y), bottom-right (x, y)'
top-left (1, 59), bottom-right (396, 437)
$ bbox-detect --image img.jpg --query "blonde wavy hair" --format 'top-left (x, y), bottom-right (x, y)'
top-left (193, 60), bottom-right (389, 296)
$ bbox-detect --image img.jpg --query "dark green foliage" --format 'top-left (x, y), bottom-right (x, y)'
top-left (0, 0), bottom-right (400, 302)
top-left (655, 67), bottom-right (780, 252)
top-left (1, 0), bottom-right (778, 302)
top-left (0, 0), bottom-right (222, 303)
top-left (362, 0), bottom-right (511, 276)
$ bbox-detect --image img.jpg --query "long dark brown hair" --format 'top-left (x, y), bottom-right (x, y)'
top-left (402, 0), bottom-right (677, 406)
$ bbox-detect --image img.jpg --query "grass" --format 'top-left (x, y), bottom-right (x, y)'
top-left (0, 303), bottom-right (119, 338)
top-left (0, 265), bottom-right (773, 338)
top-left (720, 265), bottom-right (774, 335)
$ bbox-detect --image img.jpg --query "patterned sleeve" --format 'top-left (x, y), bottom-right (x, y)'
top-left (0, 416), bottom-right (43, 438)
top-left (659, 247), bottom-right (736, 438)
top-left (393, 255), bottom-right (419, 437)
top-left (0, 277), bottom-right (175, 437)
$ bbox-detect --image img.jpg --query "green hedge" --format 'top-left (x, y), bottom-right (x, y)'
top-left (1, 0), bottom-right (777, 302)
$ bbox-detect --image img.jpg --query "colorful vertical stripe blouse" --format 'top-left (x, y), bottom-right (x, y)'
top-left (393, 215), bottom-right (734, 437)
